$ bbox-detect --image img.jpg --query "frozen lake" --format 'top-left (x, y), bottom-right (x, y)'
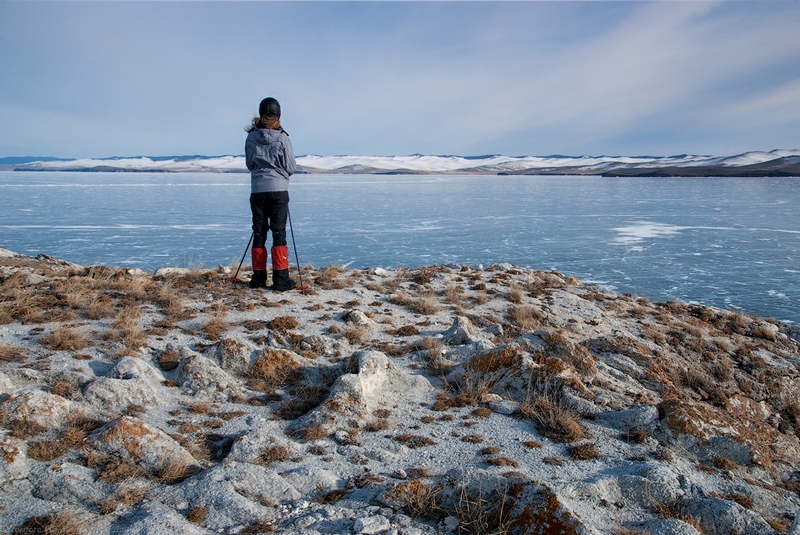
top-left (1, 171), bottom-right (798, 323)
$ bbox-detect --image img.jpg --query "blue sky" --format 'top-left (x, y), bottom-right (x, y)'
top-left (1, 1), bottom-right (798, 158)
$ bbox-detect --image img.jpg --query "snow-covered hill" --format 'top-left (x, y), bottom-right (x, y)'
top-left (5, 149), bottom-right (800, 176)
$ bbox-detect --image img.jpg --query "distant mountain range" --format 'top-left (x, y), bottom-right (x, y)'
top-left (3, 149), bottom-right (800, 176)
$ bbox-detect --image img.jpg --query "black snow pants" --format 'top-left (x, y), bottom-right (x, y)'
top-left (250, 191), bottom-right (289, 249)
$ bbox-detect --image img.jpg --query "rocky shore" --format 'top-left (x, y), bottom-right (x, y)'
top-left (1, 247), bottom-right (799, 535)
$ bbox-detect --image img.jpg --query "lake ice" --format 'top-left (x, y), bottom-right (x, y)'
top-left (1, 171), bottom-right (798, 323)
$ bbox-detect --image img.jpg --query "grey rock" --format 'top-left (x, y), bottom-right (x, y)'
top-left (0, 388), bottom-right (72, 429)
top-left (31, 462), bottom-right (111, 507)
top-left (89, 416), bottom-right (200, 477)
top-left (177, 349), bottom-right (242, 400)
top-left (344, 310), bottom-right (378, 329)
top-left (113, 499), bottom-right (209, 535)
top-left (159, 462), bottom-right (299, 530)
top-left (617, 466), bottom-right (684, 509)
top-left (681, 497), bottom-right (777, 535)
top-left (641, 519), bottom-right (702, 535)
top-left (202, 338), bottom-right (258, 375)
top-left (354, 515), bottom-right (391, 534)
top-left (442, 316), bottom-right (487, 346)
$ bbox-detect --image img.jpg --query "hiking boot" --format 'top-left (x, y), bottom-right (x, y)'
top-left (271, 269), bottom-right (296, 292)
top-left (249, 269), bottom-right (268, 289)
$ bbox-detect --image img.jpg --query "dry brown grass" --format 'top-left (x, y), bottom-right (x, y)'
top-left (568, 442), bottom-right (602, 460)
top-left (27, 439), bottom-right (69, 461)
top-left (187, 506), bottom-right (208, 524)
top-left (40, 325), bottom-right (91, 351)
top-left (248, 349), bottom-right (301, 386)
top-left (204, 311), bottom-right (229, 341)
top-left (87, 451), bottom-right (146, 483)
top-left (240, 520), bottom-right (278, 534)
top-left (12, 513), bottom-right (82, 535)
top-left (444, 283), bottom-right (465, 305)
top-left (158, 349), bottom-right (181, 371)
top-left (412, 291), bottom-right (441, 315)
top-left (51, 377), bottom-right (80, 400)
top-left (507, 304), bottom-right (544, 331)
top-left (515, 387), bottom-right (584, 443)
top-left (275, 384), bottom-right (328, 420)
top-left (462, 434), bottom-right (484, 443)
top-left (523, 440), bottom-right (542, 448)
top-left (506, 283), bottom-right (524, 304)
top-left (0, 344), bottom-right (29, 362)
top-left (481, 447), bottom-right (501, 455)
top-left (712, 456), bottom-right (738, 471)
top-left (365, 418), bottom-right (390, 432)
top-left (103, 307), bottom-right (148, 352)
top-left (158, 456), bottom-right (199, 485)
top-left (258, 445), bottom-right (292, 465)
top-left (267, 315), bottom-right (299, 332)
top-left (394, 434), bottom-right (438, 448)
top-left (343, 325), bottom-right (369, 345)
top-left (297, 422), bottom-right (330, 442)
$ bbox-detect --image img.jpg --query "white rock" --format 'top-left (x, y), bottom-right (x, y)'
top-left (0, 371), bottom-right (17, 396)
top-left (441, 316), bottom-right (487, 346)
top-left (31, 461), bottom-right (111, 507)
top-left (177, 349), bottom-right (242, 399)
top-left (89, 416), bottom-right (200, 477)
top-left (488, 400), bottom-right (518, 415)
top-left (202, 338), bottom-right (258, 375)
top-left (153, 267), bottom-right (191, 277)
top-left (374, 268), bottom-right (390, 277)
top-left (344, 309), bottom-right (378, 329)
top-left (443, 516), bottom-right (460, 532)
top-left (354, 515), bottom-right (391, 534)
top-left (112, 499), bottom-right (208, 535)
top-left (0, 435), bottom-right (30, 484)
top-left (158, 462), bottom-right (299, 530)
top-left (642, 519), bottom-right (702, 535)
top-left (681, 497), bottom-right (776, 535)
top-left (0, 389), bottom-right (72, 429)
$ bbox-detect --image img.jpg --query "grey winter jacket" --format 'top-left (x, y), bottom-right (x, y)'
top-left (245, 127), bottom-right (296, 193)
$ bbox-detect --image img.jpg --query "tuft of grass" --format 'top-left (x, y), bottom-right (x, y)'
top-left (258, 444), bottom-right (292, 466)
top-left (158, 349), bottom-right (181, 371)
top-left (343, 325), bottom-right (369, 345)
top-left (248, 349), bottom-right (301, 386)
top-left (41, 325), bottom-right (90, 351)
top-left (187, 506), bottom-right (208, 524)
top-left (297, 422), bottom-right (329, 442)
top-left (487, 457), bottom-right (520, 468)
top-left (481, 447), bottom-right (501, 455)
top-left (317, 488), bottom-right (348, 504)
top-left (515, 385), bottom-right (584, 443)
top-left (462, 434), bottom-right (484, 443)
top-left (507, 305), bottom-right (544, 331)
top-left (267, 315), bottom-right (299, 332)
top-left (472, 407), bottom-right (492, 418)
top-left (204, 311), bottom-right (229, 341)
top-left (522, 440), bottom-right (542, 449)
top-left (568, 442), bottom-right (602, 460)
top-left (87, 451), bottom-right (145, 483)
top-left (712, 456), bottom-right (738, 471)
top-left (27, 439), bottom-right (69, 462)
top-left (506, 283), bottom-right (524, 304)
top-left (0, 344), bottom-right (29, 362)
top-left (365, 419), bottom-right (390, 432)
top-left (12, 513), bottom-right (82, 535)
top-left (394, 434), bottom-right (437, 448)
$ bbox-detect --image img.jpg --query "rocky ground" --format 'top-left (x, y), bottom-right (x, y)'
top-left (1, 246), bottom-right (800, 535)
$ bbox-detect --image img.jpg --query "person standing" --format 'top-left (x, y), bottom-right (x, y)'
top-left (245, 97), bottom-right (297, 291)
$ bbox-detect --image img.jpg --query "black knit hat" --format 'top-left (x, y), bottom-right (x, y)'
top-left (259, 97), bottom-right (281, 118)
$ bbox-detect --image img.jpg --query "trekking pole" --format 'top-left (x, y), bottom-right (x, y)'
top-left (229, 232), bottom-right (254, 284)
top-left (287, 208), bottom-right (308, 294)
